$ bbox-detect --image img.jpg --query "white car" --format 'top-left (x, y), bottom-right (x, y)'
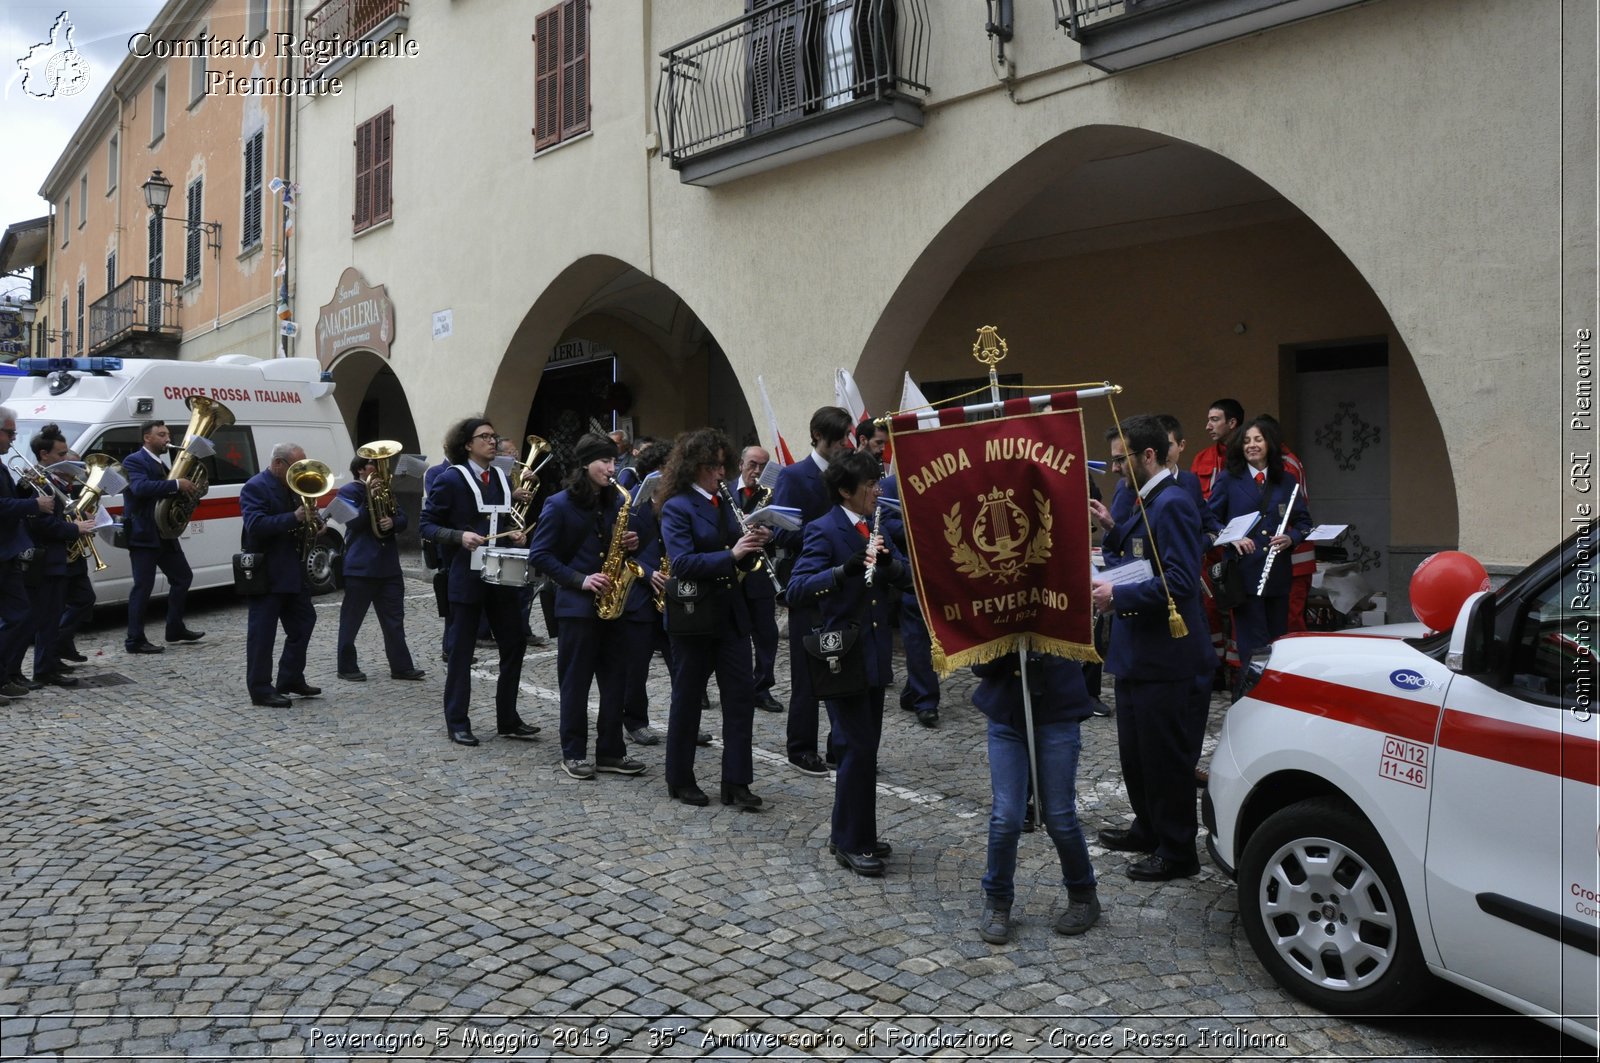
top-left (1205, 524), bottom-right (1598, 1047)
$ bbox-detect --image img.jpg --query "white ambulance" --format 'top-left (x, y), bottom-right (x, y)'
top-left (5, 355), bottom-right (356, 603)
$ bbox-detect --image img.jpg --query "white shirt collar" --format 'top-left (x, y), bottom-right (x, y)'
top-left (842, 506), bottom-right (870, 525)
top-left (1137, 467), bottom-right (1172, 500)
top-left (692, 484), bottom-right (716, 502)
top-left (809, 449), bottom-right (830, 472)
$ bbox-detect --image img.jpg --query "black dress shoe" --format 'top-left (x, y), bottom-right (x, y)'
top-left (720, 783), bottom-right (764, 810)
top-left (252, 693), bottom-right (292, 708)
top-left (916, 710), bottom-right (940, 728)
top-left (834, 849), bottom-right (885, 877)
top-left (449, 730), bottom-right (480, 747)
top-left (1126, 854), bottom-right (1201, 881)
top-left (525, 634), bottom-right (548, 648)
top-left (276, 681), bottom-right (322, 697)
top-left (829, 839), bottom-right (892, 859)
top-left (166, 628), bottom-right (205, 643)
top-left (497, 722), bottom-right (541, 740)
top-left (55, 662), bottom-right (76, 673)
top-left (391, 668), bottom-right (426, 680)
top-left (696, 731), bottom-right (713, 747)
top-left (755, 692), bottom-right (783, 713)
top-left (668, 783), bottom-right (709, 807)
top-left (1098, 826), bottom-right (1155, 853)
top-left (37, 673), bottom-right (79, 688)
top-left (338, 670), bottom-right (368, 682)
top-left (15, 675), bottom-right (43, 691)
top-left (126, 642), bottom-right (165, 655)
top-left (60, 645), bottom-right (88, 663)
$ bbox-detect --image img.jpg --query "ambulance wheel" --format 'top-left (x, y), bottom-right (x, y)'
top-left (1238, 798), bottom-right (1427, 1014)
top-left (304, 532), bottom-right (342, 596)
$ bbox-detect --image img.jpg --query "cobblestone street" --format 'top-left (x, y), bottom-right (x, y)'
top-left (0, 565), bottom-right (1574, 1060)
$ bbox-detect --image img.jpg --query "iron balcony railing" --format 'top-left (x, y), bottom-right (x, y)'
top-left (1052, 0), bottom-right (1142, 37)
top-left (302, 0), bottom-right (409, 76)
top-left (88, 277), bottom-right (180, 353)
top-left (657, 0), bottom-right (930, 167)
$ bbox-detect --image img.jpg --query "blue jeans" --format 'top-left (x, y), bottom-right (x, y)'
top-left (983, 718), bottom-right (1096, 904)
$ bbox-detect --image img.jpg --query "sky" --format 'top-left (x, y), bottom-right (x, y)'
top-left (0, 0), bottom-right (167, 261)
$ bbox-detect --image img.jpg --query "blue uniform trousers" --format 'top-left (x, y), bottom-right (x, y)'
top-left (896, 597), bottom-right (940, 714)
top-left (126, 542), bottom-right (192, 648)
top-left (555, 615), bottom-right (628, 761)
top-left (246, 591), bottom-right (315, 700)
top-left (337, 575), bottom-right (417, 675)
top-left (1111, 673), bottom-right (1211, 861)
top-left (785, 623), bottom-right (824, 759)
top-left (1230, 594), bottom-right (1290, 672)
top-left (61, 569), bottom-right (96, 646)
top-left (26, 579), bottom-right (65, 677)
top-left (442, 587), bottom-right (525, 733)
top-left (0, 565), bottom-right (30, 674)
top-left (825, 685), bottom-right (885, 853)
top-left (620, 618), bottom-right (659, 732)
top-left (665, 632), bottom-right (755, 789)
top-left (749, 596), bottom-right (778, 695)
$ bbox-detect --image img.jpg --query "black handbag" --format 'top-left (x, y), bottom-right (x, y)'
top-left (16, 548), bottom-right (43, 589)
top-left (232, 551), bottom-right (269, 595)
top-left (1209, 550), bottom-right (1250, 612)
top-left (802, 624), bottom-right (869, 699)
top-left (664, 576), bottom-right (726, 637)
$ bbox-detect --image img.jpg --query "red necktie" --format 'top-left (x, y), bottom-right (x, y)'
top-left (1254, 471), bottom-right (1265, 486)
top-left (742, 486), bottom-right (754, 499)
top-left (855, 520), bottom-right (869, 538)
top-left (481, 471), bottom-right (491, 485)
top-left (710, 494), bottom-right (720, 508)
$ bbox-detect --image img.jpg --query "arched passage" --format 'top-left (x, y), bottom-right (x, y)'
top-left (862, 125), bottom-right (1457, 619)
top-left (328, 348), bottom-right (421, 453)
top-left (490, 255), bottom-right (753, 471)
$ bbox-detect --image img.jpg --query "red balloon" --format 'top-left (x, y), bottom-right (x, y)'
top-left (1410, 550), bottom-right (1491, 631)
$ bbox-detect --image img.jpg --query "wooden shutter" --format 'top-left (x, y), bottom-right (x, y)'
top-left (354, 116), bottom-right (373, 230)
top-left (371, 109), bottom-right (393, 225)
top-left (185, 179), bottom-right (203, 282)
top-left (534, 6), bottom-right (561, 149)
top-left (242, 133), bottom-right (263, 246)
top-left (560, 0), bottom-right (589, 140)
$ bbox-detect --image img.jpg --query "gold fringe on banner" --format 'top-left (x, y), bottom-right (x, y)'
top-left (934, 634), bottom-right (1102, 678)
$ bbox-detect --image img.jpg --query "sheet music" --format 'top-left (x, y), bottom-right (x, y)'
top-left (746, 505), bottom-right (802, 531)
top-left (1095, 559), bottom-right (1154, 586)
top-left (1214, 513), bottom-right (1261, 546)
top-left (1306, 524), bottom-right (1349, 542)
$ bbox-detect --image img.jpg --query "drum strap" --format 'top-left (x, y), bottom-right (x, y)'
top-left (454, 463), bottom-right (513, 571)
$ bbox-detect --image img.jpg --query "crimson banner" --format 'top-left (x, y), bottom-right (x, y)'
top-left (889, 395), bottom-right (1097, 674)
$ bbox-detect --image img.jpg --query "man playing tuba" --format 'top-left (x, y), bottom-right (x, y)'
top-left (335, 452), bottom-right (426, 685)
top-left (122, 419), bottom-right (205, 654)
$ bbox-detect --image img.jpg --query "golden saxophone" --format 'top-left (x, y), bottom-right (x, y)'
top-left (654, 554), bottom-right (670, 613)
top-left (595, 478), bottom-right (645, 621)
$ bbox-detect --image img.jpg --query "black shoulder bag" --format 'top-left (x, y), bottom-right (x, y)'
top-left (233, 527), bottom-right (269, 596)
top-left (801, 589), bottom-right (870, 700)
top-left (664, 574), bottom-right (728, 638)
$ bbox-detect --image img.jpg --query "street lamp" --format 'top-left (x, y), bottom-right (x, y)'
top-left (14, 302), bottom-right (69, 354)
top-left (143, 168), bottom-right (222, 257)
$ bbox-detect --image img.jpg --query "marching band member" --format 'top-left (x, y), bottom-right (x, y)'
top-left (734, 445), bottom-right (783, 714)
top-left (786, 450), bottom-right (913, 877)
top-left (420, 417), bottom-right (540, 747)
top-left (0, 406), bottom-right (46, 699)
top-left (122, 419), bottom-right (204, 654)
top-left (1090, 415), bottom-right (1215, 881)
top-left (772, 406), bottom-right (854, 777)
top-left (57, 450), bottom-right (97, 666)
top-left (335, 453), bottom-right (425, 684)
top-left (656, 428), bottom-right (769, 809)
top-left (529, 433), bottom-right (647, 780)
top-left (14, 426), bottom-right (94, 688)
top-left (623, 440), bottom-right (674, 746)
top-left (240, 443), bottom-right (321, 709)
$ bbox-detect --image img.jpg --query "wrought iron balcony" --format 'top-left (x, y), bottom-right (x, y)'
top-left (302, 0), bottom-right (410, 78)
top-left (1053, 0), bottom-right (1366, 73)
top-left (89, 277), bottom-right (180, 355)
top-left (657, 0), bottom-right (930, 187)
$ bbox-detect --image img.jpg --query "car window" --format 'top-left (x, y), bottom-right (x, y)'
top-left (80, 425), bottom-right (144, 465)
top-left (197, 425), bottom-right (257, 486)
top-left (1509, 565), bottom-right (1596, 701)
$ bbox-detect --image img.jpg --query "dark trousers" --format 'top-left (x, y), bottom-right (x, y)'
top-left (748, 595), bottom-right (778, 694)
top-left (1112, 673), bottom-right (1210, 861)
top-left (442, 588), bottom-right (525, 734)
top-left (784, 621), bottom-right (823, 759)
top-left (337, 575), bottom-right (417, 675)
top-left (26, 578), bottom-right (65, 677)
top-left (1231, 594), bottom-right (1290, 673)
top-left (665, 633), bottom-right (755, 789)
top-left (897, 596), bottom-right (940, 713)
top-left (246, 591), bottom-right (315, 700)
top-left (61, 568), bottom-right (96, 645)
top-left (825, 685), bottom-right (886, 853)
top-left (126, 543), bottom-right (193, 647)
top-left (555, 615), bottom-right (628, 761)
top-left (0, 564), bottom-right (31, 675)
top-left (620, 616), bottom-right (659, 732)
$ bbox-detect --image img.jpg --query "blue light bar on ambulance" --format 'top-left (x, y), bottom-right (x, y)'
top-left (15, 357), bottom-right (123, 375)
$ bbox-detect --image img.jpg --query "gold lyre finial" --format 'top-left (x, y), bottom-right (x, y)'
top-left (972, 326), bottom-right (1008, 369)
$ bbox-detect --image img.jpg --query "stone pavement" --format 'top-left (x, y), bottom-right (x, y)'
top-left (0, 563), bottom-right (1570, 1060)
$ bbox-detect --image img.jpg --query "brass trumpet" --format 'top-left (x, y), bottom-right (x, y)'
top-left (67, 454), bottom-right (125, 571)
top-left (356, 440), bottom-right (403, 538)
top-left (509, 433), bottom-right (553, 531)
top-left (287, 458), bottom-right (335, 560)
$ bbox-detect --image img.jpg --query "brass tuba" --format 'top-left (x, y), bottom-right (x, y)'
top-left (356, 440), bottom-right (402, 538)
top-left (67, 454), bottom-right (124, 571)
top-left (509, 433), bottom-right (553, 531)
top-left (155, 395), bottom-right (235, 539)
top-left (286, 458), bottom-right (335, 560)
top-left (594, 479), bottom-right (645, 620)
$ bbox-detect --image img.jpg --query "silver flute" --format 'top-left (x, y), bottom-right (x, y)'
top-left (1254, 482), bottom-right (1301, 596)
top-left (863, 503), bottom-right (884, 586)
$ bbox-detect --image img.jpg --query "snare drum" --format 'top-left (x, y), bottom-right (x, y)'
top-left (479, 546), bottom-right (534, 587)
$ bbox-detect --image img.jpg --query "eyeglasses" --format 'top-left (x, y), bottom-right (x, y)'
top-left (1108, 455), bottom-right (1127, 467)
top-left (471, 432), bottom-right (498, 442)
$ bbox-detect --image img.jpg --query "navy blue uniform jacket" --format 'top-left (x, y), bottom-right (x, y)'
top-left (529, 486), bottom-right (654, 620)
top-left (420, 465), bottom-right (517, 605)
top-left (771, 456), bottom-right (830, 555)
top-left (336, 480), bottom-right (407, 579)
top-left (240, 470), bottom-right (308, 594)
top-left (786, 506), bottom-right (908, 690)
top-left (0, 465), bottom-right (35, 560)
top-left (122, 447), bottom-right (180, 548)
top-left (1205, 470), bottom-right (1311, 598)
top-left (1101, 477), bottom-right (1214, 681)
top-left (659, 490), bottom-right (753, 636)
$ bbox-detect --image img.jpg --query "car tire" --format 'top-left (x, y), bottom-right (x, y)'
top-left (1238, 797), bottom-right (1428, 1014)
top-left (303, 531), bottom-right (343, 596)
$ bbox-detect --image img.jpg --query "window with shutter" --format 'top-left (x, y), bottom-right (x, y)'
top-left (147, 214), bottom-right (164, 328)
top-left (534, 1), bottom-right (588, 151)
top-left (106, 252), bottom-right (116, 294)
top-left (354, 118), bottom-right (372, 230)
top-left (372, 109), bottom-right (393, 225)
top-left (76, 281), bottom-right (85, 354)
top-left (241, 132), bottom-right (263, 248)
top-left (61, 297), bottom-right (69, 350)
top-left (185, 179), bottom-right (203, 283)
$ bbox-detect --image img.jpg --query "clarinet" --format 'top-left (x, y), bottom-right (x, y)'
top-left (863, 503), bottom-right (884, 586)
top-left (718, 480), bottom-right (784, 596)
top-left (1254, 482), bottom-right (1301, 596)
